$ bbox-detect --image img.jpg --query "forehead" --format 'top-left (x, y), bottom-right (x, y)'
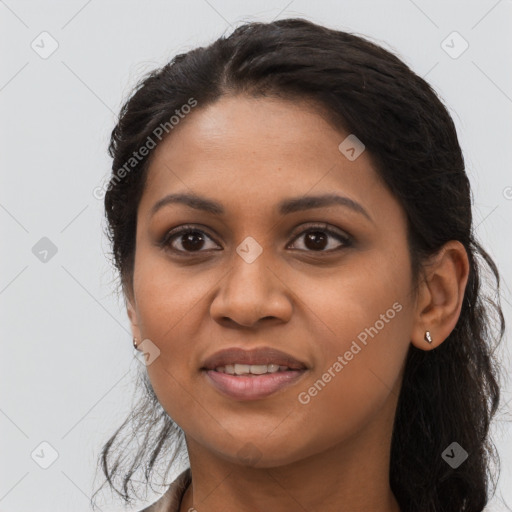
top-left (149, 95), bottom-right (351, 168)
top-left (139, 95), bottom-right (396, 223)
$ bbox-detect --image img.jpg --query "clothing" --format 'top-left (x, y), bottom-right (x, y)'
top-left (138, 468), bottom-right (191, 512)
top-left (137, 468), bottom-right (492, 511)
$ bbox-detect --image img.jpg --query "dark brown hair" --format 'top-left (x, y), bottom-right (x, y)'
top-left (92, 18), bottom-right (507, 512)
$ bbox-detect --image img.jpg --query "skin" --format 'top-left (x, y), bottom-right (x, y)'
top-left (126, 95), bottom-right (469, 512)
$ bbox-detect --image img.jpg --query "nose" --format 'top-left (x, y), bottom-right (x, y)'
top-left (209, 253), bottom-right (293, 329)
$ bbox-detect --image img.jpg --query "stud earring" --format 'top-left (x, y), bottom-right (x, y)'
top-left (133, 337), bottom-right (139, 350)
top-left (424, 330), bottom-right (433, 344)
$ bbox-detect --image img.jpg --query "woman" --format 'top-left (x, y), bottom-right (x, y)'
top-left (92, 18), bottom-right (505, 512)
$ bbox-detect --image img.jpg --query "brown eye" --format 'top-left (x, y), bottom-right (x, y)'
top-left (288, 224), bottom-right (352, 252)
top-left (160, 223), bottom-right (352, 256)
top-left (162, 226), bottom-right (220, 254)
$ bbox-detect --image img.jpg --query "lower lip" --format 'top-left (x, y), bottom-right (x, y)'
top-left (203, 369), bottom-right (307, 400)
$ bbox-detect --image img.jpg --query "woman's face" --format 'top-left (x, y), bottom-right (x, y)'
top-left (128, 95), bottom-right (417, 467)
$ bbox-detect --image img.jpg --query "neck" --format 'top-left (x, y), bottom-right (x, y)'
top-left (180, 423), bottom-right (401, 512)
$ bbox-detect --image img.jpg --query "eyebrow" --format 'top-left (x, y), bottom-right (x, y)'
top-left (150, 192), bottom-right (373, 222)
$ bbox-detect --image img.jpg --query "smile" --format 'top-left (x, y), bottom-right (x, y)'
top-left (213, 363), bottom-right (295, 375)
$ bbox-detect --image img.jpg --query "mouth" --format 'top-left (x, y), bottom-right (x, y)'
top-left (201, 346), bottom-right (308, 371)
top-left (213, 363), bottom-right (298, 375)
top-left (201, 347), bottom-right (308, 400)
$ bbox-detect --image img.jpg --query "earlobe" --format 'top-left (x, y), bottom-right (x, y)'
top-left (411, 240), bottom-right (469, 350)
top-left (126, 296), bottom-right (142, 342)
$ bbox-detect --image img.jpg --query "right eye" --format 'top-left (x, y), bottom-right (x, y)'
top-left (160, 225), bottom-right (221, 254)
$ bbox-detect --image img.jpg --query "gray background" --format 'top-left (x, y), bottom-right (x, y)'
top-left (1, 1), bottom-right (511, 511)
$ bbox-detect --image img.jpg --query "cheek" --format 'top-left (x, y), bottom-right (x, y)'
top-left (289, 361), bottom-right (398, 461)
top-left (295, 252), bottom-right (411, 418)
top-left (309, 247), bottom-right (411, 351)
top-left (286, 311), bottom-right (410, 462)
top-left (132, 263), bottom-right (206, 400)
top-left (133, 248), bottom-right (213, 341)
top-left (131, 246), bottom-right (230, 423)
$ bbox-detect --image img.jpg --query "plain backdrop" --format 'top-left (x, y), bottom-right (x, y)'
top-left (1, 1), bottom-right (511, 511)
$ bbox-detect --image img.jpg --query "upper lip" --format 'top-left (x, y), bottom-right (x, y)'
top-left (201, 347), bottom-right (308, 370)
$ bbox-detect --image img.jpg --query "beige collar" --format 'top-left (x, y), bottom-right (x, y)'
top-left (138, 468), bottom-right (191, 512)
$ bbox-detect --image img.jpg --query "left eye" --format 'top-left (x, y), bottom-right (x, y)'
top-left (288, 225), bottom-right (352, 252)
top-left (161, 223), bottom-right (351, 254)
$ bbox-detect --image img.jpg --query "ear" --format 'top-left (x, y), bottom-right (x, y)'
top-left (411, 240), bottom-right (469, 351)
top-left (126, 295), bottom-right (142, 343)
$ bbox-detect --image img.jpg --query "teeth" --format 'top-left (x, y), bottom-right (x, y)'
top-left (234, 363), bottom-right (250, 375)
top-left (214, 363), bottom-right (288, 375)
top-left (244, 364), bottom-right (266, 375)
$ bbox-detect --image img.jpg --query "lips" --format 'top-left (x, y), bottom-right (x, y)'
top-left (201, 347), bottom-right (308, 372)
top-left (201, 346), bottom-right (309, 400)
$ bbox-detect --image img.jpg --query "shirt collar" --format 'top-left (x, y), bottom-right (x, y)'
top-left (139, 467), bottom-right (191, 512)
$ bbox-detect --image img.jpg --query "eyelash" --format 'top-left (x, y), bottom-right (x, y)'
top-left (160, 223), bottom-right (353, 256)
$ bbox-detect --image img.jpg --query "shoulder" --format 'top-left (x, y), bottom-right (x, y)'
top-left (138, 468), bottom-right (191, 512)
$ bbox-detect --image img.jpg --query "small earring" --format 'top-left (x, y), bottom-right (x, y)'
top-left (424, 330), bottom-right (433, 344)
top-left (133, 337), bottom-right (139, 350)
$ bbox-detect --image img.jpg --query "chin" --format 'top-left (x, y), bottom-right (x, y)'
top-left (206, 435), bottom-right (312, 469)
